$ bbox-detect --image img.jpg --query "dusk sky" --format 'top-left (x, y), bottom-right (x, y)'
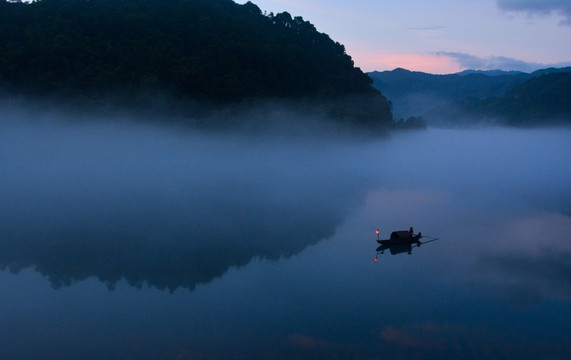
top-left (238, 0), bottom-right (571, 74)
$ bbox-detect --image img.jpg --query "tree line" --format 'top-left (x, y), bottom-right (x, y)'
top-left (0, 0), bottom-right (393, 128)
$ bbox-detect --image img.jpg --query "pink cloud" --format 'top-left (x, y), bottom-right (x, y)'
top-left (285, 334), bottom-right (333, 350)
top-left (380, 326), bottom-right (417, 348)
top-left (358, 53), bottom-right (464, 74)
top-left (381, 323), bottom-right (469, 350)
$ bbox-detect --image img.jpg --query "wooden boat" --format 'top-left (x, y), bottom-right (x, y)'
top-left (374, 229), bottom-right (438, 258)
top-left (376, 231), bottom-right (422, 245)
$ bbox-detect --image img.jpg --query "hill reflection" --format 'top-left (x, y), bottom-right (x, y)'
top-left (0, 194), bottom-right (350, 291)
top-left (0, 118), bottom-right (379, 291)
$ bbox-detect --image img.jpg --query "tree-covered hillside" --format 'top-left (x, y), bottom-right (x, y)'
top-left (368, 68), bottom-right (532, 120)
top-left (370, 67), bottom-right (571, 127)
top-left (0, 0), bottom-right (392, 129)
top-left (475, 72), bottom-right (571, 126)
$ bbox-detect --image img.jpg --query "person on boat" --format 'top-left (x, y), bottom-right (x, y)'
top-left (409, 227), bottom-right (414, 236)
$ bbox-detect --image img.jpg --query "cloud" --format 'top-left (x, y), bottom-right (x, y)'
top-left (407, 25), bottom-right (446, 31)
top-left (497, 0), bottom-right (571, 26)
top-left (435, 51), bottom-right (571, 72)
top-left (367, 53), bottom-right (463, 74)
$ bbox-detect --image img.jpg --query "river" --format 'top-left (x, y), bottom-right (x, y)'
top-left (1, 118), bottom-right (569, 359)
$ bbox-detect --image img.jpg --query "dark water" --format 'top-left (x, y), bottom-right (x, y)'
top-left (1, 118), bottom-right (570, 359)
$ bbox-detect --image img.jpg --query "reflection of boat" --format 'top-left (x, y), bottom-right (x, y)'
top-left (376, 242), bottom-right (417, 255)
top-left (374, 229), bottom-right (439, 258)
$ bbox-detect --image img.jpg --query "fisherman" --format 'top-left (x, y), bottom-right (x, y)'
top-left (409, 227), bottom-right (414, 236)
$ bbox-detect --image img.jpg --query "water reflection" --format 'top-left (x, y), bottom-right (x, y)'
top-left (464, 212), bottom-right (571, 308)
top-left (375, 238), bottom-right (439, 256)
top-left (0, 119), bottom-right (380, 291)
top-left (0, 194), bottom-right (352, 291)
top-left (374, 230), bottom-right (439, 256)
top-left (475, 249), bottom-right (571, 307)
top-left (0, 122), bottom-right (570, 359)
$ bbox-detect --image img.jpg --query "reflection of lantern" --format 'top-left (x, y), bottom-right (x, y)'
top-left (374, 258), bottom-right (377, 262)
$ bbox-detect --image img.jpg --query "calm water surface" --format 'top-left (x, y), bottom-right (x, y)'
top-left (1, 118), bottom-right (570, 359)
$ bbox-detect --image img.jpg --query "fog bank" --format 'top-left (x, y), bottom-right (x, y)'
top-left (1, 109), bottom-right (569, 291)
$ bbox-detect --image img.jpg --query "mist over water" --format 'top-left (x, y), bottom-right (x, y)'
top-left (0, 109), bottom-right (570, 359)
top-left (0, 110), bottom-right (384, 290)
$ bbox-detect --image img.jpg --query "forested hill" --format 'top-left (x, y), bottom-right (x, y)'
top-left (0, 0), bottom-right (393, 129)
top-left (368, 68), bottom-right (532, 120)
top-left (469, 72), bottom-right (571, 126)
top-left (369, 67), bottom-right (571, 127)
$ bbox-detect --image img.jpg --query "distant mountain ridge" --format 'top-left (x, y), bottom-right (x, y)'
top-left (455, 69), bottom-right (526, 77)
top-left (368, 67), bottom-right (571, 126)
top-left (469, 72), bottom-right (571, 126)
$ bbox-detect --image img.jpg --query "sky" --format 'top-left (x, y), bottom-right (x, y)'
top-left (237, 0), bottom-right (571, 74)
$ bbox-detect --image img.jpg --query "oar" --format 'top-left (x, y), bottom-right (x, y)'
top-left (418, 238), bottom-right (439, 245)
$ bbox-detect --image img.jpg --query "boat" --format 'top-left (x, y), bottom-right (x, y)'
top-left (376, 230), bottom-right (422, 245)
top-left (374, 229), bottom-right (439, 258)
